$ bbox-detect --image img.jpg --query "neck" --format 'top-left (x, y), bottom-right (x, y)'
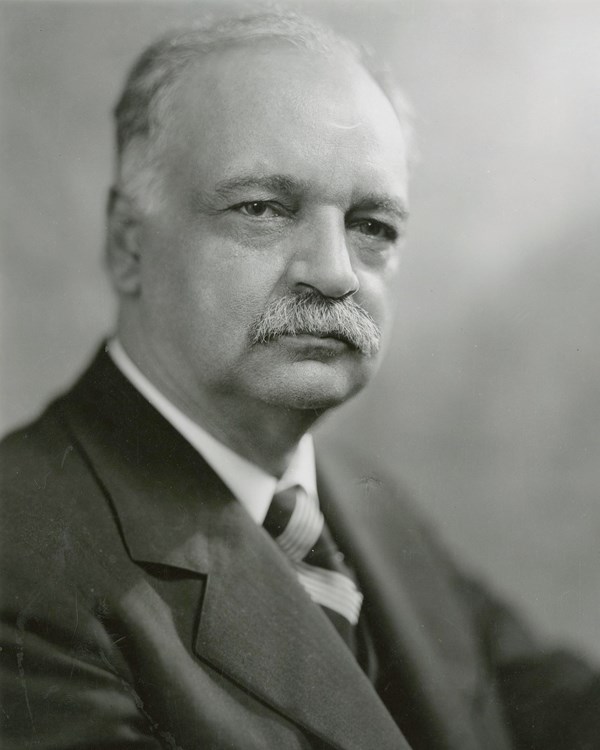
top-left (165, 385), bottom-right (320, 477)
top-left (115, 331), bottom-right (323, 477)
top-left (204, 401), bottom-right (320, 477)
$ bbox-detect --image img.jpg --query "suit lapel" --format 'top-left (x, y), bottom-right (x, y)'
top-left (317, 440), bottom-right (484, 750)
top-left (59, 350), bottom-right (410, 750)
top-left (193, 495), bottom-right (410, 750)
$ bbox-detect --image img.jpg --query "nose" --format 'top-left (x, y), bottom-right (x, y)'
top-left (286, 210), bottom-right (359, 299)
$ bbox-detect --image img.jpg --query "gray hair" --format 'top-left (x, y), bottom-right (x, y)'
top-left (111, 11), bottom-right (414, 214)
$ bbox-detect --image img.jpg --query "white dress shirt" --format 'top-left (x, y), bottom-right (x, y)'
top-left (107, 339), bottom-right (318, 524)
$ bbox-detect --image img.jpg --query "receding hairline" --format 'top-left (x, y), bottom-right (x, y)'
top-left (114, 12), bottom-right (365, 154)
top-left (111, 11), bottom-right (414, 211)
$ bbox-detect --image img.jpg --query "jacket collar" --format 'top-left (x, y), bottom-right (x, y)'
top-left (59, 347), bottom-right (410, 750)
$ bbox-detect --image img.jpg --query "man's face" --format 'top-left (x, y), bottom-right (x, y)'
top-left (126, 43), bottom-right (409, 416)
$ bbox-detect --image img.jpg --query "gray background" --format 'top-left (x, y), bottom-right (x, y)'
top-left (1, 0), bottom-right (599, 660)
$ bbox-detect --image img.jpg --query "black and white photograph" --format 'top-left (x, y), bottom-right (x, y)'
top-left (1, 1), bottom-right (599, 748)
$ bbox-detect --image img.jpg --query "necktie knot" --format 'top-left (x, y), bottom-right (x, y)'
top-left (264, 485), bottom-right (363, 643)
top-left (264, 485), bottom-right (323, 562)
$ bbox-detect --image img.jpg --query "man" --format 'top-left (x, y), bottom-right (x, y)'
top-left (1, 11), bottom-right (598, 750)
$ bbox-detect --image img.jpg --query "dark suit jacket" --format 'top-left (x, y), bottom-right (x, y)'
top-left (1, 348), bottom-right (599, 749)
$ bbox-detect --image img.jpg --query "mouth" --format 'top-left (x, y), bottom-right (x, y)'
top-left (276, 332), bottom-right (356, 353)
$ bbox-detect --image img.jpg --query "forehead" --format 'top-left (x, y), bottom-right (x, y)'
top-left (162, 43), bottom-right (408, 202)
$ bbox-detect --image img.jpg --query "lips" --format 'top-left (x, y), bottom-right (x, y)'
top-left (296, 331), bottom-right (355, 347)
top-left (278, 332), bottom-right (354, 352)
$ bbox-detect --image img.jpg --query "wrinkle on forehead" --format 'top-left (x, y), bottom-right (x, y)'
top-left (327, 120), bottom-right (363, 130)
top-left (163, 44), bottom-right (408, 196)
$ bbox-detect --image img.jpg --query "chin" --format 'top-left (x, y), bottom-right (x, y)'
top-left (254, 361), bottom-right (373, 412)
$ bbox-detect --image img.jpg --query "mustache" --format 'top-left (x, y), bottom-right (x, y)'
top-left (248, 291), bottom-right (381, 357)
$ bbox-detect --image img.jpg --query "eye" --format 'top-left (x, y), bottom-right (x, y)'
top-left (237, 201), bottom-right (281, 218)
top-left (351, 219), bottom-right (398, 242)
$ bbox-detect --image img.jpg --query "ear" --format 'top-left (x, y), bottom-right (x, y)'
top-left (105, 187), bottom-right (143, 295)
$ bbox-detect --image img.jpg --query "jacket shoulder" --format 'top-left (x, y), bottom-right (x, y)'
top-left (315, 436), bottom-right (433, 531)
top-left (1, 404), bottom-right (76, 533)
top-left (0, 397), bottom-right (121, 580)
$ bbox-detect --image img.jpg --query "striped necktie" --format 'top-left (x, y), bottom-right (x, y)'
top-left (263, 485), bottom-right (363, 650)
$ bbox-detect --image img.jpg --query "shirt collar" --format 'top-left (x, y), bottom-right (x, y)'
top-left (107, 339), bottom-right (317, 524)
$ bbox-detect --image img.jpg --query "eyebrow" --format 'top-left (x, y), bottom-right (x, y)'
top-left (214, 174), bottom-right (308, 199)
top-left (213, 173), bottom-right (409, 221)
top-left (353, 194), bottom-right (410, 223)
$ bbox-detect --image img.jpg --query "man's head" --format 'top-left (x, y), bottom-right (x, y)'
top-left (107, 12), bottom-right (411, 426)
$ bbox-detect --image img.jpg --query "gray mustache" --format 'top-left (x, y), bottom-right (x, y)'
top-left (249, 292), bottom-right (381, 357)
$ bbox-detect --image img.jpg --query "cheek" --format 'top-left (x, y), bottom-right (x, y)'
top-left (177, 240), bottom-right (285, 334)
top-left (358, 268), bottom-right (397, 321)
